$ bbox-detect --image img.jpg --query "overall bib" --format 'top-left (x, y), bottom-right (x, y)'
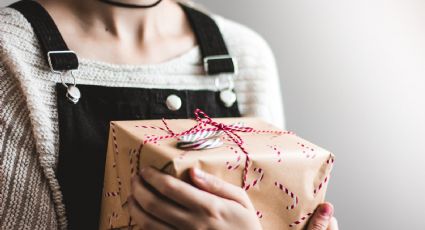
top-left (11, 1), bottom-right (241, 229)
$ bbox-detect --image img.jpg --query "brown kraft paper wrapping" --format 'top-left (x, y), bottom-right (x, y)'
top-left (99, 117), bottom-right (335, 230)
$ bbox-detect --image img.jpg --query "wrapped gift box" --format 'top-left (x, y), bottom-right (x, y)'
top-left (99, 112), bottom-right (335, 230)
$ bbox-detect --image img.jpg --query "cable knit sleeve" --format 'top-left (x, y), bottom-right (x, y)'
top-left (0, 42), bottom-right (57, 229)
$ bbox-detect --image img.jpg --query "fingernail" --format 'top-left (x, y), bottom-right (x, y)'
top-left (318, 203), bottom-right (333, 218)
top-left (193, 168), bottom-right (205, 180)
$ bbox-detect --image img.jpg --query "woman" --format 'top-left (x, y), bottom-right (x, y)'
top-left (0, 0), bottom-right (338, 229)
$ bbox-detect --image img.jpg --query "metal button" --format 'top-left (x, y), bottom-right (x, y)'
top-left (166, 94), bottom-right (182, 111)
top-left (220, 89), bottom-right (237, 108)
top-left (66, 85), bottom-right (81, 104)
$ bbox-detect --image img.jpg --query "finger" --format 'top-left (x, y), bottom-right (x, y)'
top-left (328, 217), bottom-right (339, 230)
top-left (307, 202), bottom-right (334, 230)
top-left (140, 167), bottom-right (216, 210)
top-left (128, 196), bottom-right (174, 230)
top-left (131, 175), bottom-right (191, 227)
top-left (189, 167), bottom-right (254, 209)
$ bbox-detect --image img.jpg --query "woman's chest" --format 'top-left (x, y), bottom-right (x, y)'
top-left (55, 82), bottom-right (241, 229)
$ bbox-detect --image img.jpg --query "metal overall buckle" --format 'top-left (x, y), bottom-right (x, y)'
top-left (47, 50), bottom-right (81, 104)
top-left (203, 55), bottom-right (239, 108)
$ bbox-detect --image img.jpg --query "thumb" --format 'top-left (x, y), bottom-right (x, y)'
top-left (189, 168), bottom-right (254, 209)
top-left (307, 203), bottom-right (334, 230)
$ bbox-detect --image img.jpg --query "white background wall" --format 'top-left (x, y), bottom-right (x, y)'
top-left (196, 1), bottom-right (425, 229)
top-left (2, 0), bottom-right (425, 229)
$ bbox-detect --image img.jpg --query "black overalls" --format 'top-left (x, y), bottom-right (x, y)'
top-left (10, 1), bottom-right (241, 229)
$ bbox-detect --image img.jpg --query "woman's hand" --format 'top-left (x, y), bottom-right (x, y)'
top-left (129, 167), bottom-right (339, 230)
top-left (306, 203), bottom-right (339, 230)
top-left (129, 167), bottom-right (262, 230)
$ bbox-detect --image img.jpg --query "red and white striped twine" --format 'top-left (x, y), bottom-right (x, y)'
top-left (274, 181), bottom-right (299, 210)
top-left (110, 124), bottom-right (126, 195)
top-left (243, 167), bottom-right (264, 191)
top-left (135, 109), bottom-right (287, 189)
top-left (135, 125), bottom-right (168, 132)
top-left (117, 176), bottom-right (122, 192)
top-left (136, 149), bottom-right (141, 173)
top-left (313, 175), bottom-right (329, 195)
top-left (297, 142), bottom-right (316, 159)
top-left (129, 149), bottom-right (134, 176)
top-left (111, 123), bottom-right (119, 155)
top-left (104, 191), bottom-right (120, 197)
top-left (267, 145), bottom-right (282, 163)
top-left (314, 154), bottom-right (335, 195)
top-left (289, 212), bottom-right (313, 228)
top-left (253, 130), bottom-right (295, 135)
top-left (225, 146), bottom-right (242, 170)
top-left (129, 149), bottom-right (139, 176)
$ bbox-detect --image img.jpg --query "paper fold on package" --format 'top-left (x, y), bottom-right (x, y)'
top-left (99, 117), bottom-right (335, 230)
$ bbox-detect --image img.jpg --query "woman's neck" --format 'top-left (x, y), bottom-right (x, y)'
top-left (39, 0), bottom-right (183, 42)
top-left (35, 0), bottom-right (196, 64)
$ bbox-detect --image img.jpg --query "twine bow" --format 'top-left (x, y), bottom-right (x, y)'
top-left (192, 109), bottom-right (254, 188)
top-left (143, 108), bottom-right (288, 188)
top-left (193, 109), bottom-right (253, 144)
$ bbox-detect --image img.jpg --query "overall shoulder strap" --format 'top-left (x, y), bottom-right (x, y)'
top-left (180, 4), bottom-right (237, 75)
top-left (9, 0), bottom-right (79, 72)
top-left (9, 0), bottom-right (236, 75)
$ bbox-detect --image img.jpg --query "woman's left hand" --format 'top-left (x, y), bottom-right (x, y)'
top-left (306, 202), bottom-right (339, 230)
top-left (129, 167), bottom-right (263, 230)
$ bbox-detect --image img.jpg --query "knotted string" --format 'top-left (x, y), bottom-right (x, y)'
top-left (142, 108), bottom-right (290, 188)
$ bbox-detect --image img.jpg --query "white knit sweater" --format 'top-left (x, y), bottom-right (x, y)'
top-left (0, 5), bottom-right (285, 229)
